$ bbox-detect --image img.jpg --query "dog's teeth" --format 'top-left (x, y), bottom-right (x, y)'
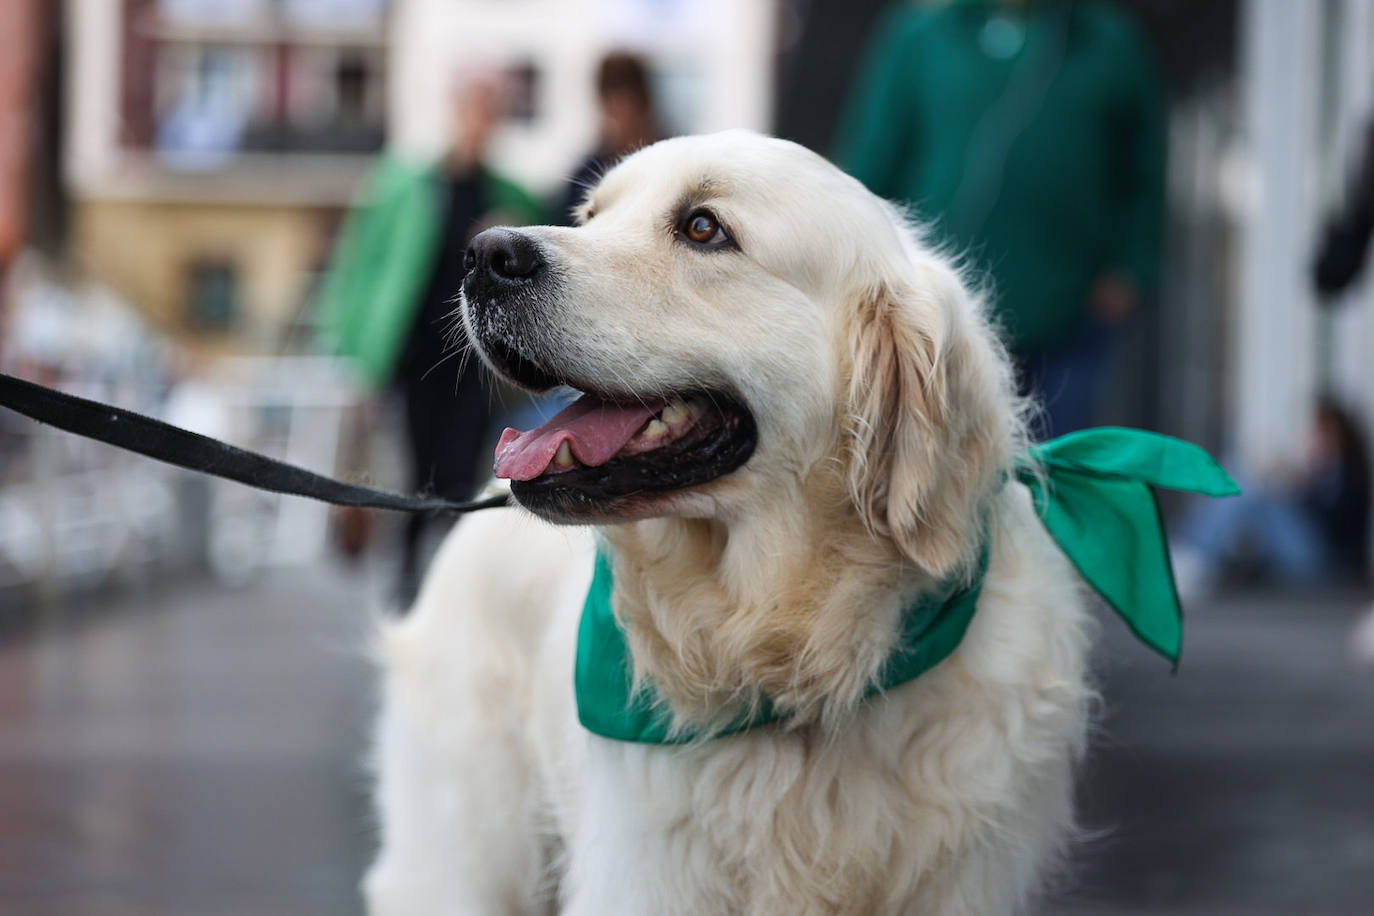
top-left (661, 402), bottom-right (688, 425)
top-left (554, 441), bottom-right (575, 468)
top-left (644, 419), bottom-right (669, 438)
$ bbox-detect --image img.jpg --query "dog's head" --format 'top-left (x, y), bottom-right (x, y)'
top-left (462, 131), bottom-right (1021, 579)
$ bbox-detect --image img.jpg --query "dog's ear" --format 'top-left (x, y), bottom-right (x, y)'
top-left (844, 236), bottom-right (1018, 580)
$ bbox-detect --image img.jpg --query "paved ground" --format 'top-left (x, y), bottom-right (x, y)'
top-left (1051, 588), bottom-right (1374, 915)
top-left (0, 567), bottom-right (378, 916)
top-left (1, 564), bottom-right (1372, 915)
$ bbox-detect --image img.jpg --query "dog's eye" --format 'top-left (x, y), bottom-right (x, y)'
top-left (681, 209), bottom-right (731, 248)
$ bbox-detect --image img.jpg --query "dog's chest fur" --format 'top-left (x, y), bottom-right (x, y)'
top-left (539, 489), bottom-right (1093, 916)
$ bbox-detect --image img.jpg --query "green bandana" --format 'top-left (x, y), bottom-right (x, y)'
top-left (575, 428), bottom-right (1239, 745)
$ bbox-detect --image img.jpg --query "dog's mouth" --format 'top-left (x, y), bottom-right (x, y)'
top-left (484, 339), bottom-right (757, 522)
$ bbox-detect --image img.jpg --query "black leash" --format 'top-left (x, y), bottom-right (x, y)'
top-left (0, 372), bottom-right (509, 515)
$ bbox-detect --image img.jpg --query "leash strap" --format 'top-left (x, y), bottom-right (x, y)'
top-left (0, 372), bottom-right (509, 515)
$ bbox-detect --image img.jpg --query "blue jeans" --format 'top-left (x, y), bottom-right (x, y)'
top-left (1179, 472), bottom-right (1328, 584)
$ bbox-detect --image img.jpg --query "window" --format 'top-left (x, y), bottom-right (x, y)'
top-left (186, 258), bottom-right (239, 330)
top-left (121, 0), bottom-right (389, 167)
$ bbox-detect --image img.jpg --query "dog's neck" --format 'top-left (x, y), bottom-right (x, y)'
top-left (600, 471), bottom-right (930, 734)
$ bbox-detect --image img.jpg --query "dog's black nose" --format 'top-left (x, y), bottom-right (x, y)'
top-left (465, 228), bottom-right (542, 284)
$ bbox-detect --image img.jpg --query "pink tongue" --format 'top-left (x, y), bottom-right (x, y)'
top-left (494, 395), bottom-right (659, 481)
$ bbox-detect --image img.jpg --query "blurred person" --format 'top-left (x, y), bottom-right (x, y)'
top-left (318, 72), bottom-right (543, 603)
top-left (1315, 118), bottom-right (1374, 297)
top-left (556, 52), bottom-right (662, 225)
top-left (1172, 397), bottom-right (1370, 598)
top-left (836, 0), bottom-right (1165, 438)
top-left (1312, 120), bottom-right (1374, 663)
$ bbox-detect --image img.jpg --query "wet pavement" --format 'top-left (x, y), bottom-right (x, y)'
top-left (0, 568), bottom-right (377, 916)
top-left (1, 567), bottom-right (1372, 915)
top-left (1053, 588), bottom-right (1374, 915)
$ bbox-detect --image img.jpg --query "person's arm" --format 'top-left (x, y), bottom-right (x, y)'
top-left (315, 161), bottom-right (391, 366)
top-left (1100, 16), bottom-right (1166, 320)
top-left (833, 6), bottom-right (921, 200)
top-left (316, 157), bottom-right (438, 384)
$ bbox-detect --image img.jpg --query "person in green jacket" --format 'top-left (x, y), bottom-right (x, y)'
top-left (318, 75), bottom-right (543, 600)
top-left (836, 0), bottom-right (1165, 437)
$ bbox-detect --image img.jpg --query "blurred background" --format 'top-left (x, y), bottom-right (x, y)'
top-left (1, 0), bottom-right (1372, 913)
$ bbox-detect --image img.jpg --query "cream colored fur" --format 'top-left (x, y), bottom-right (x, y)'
top-left (364, 132), bottom-right (1094, 915)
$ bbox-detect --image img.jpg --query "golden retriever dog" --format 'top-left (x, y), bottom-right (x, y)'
top-left (364, 131), bottom-right (1092, 915)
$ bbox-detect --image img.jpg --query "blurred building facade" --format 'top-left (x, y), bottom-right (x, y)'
top-left (64, 0), bottom-right (388, 350)
top-left (46, 0), bottom-right (1374, 524)
top-left (62, 0), bottom-right (777, 353)
top-left (0, 0), bottom-right (41, 275)
top-left (391, 0), bottom-right (776, 191)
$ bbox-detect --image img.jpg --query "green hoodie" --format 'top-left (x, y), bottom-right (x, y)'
top-left (317, 155), bottom-right (544, 384)
top-left (836, 0), bottom-right (1165, 353)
